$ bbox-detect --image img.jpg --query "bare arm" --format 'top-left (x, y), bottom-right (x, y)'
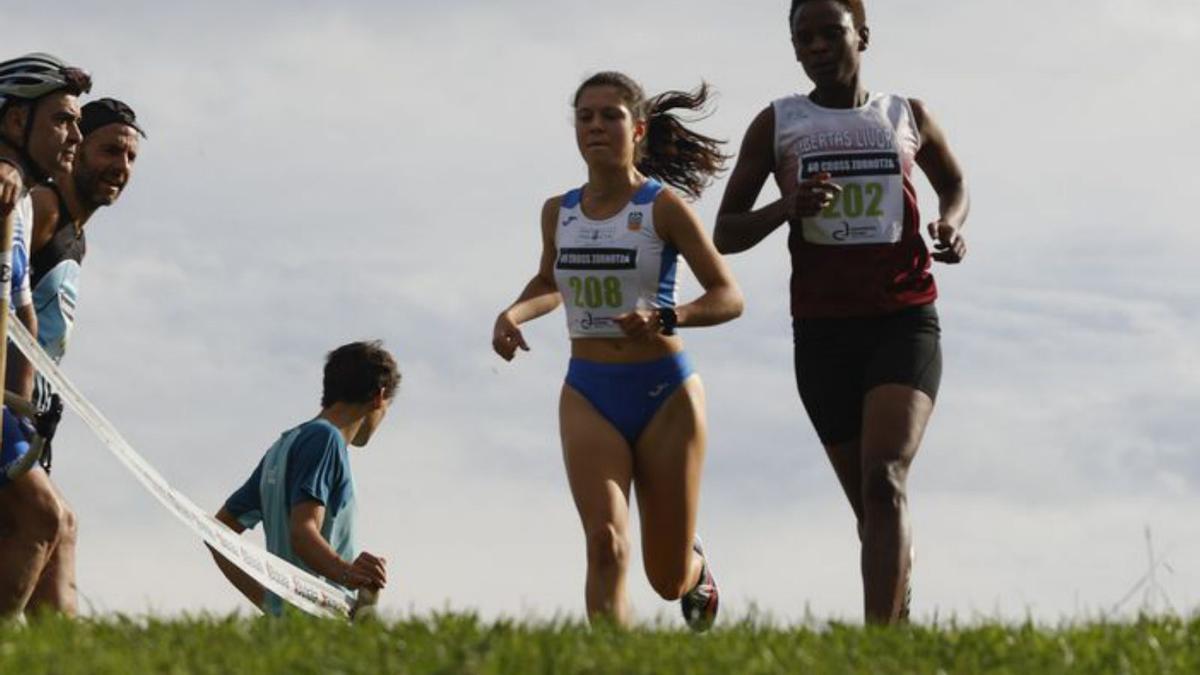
top-left (714, 107), bottom-right (784, 254)
top-left (492, 197), bottom-right (564, 361)
top-left (657, 190), bottom-right (744, 328)
top-left (614, 191), bottom-right (745, 339)
top-left (206, 507), bottom-right (266, 609)
top-left (714, 106), bottom-right (841, 254)
top-left (289, 500), bottom-right (387, 590)
top-left (0, 161), bottom-right (20, 217)
top-left (911, 98), bottom-right (970, 263)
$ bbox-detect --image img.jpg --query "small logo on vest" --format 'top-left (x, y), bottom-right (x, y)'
top-left (562, 215), bottom-right (578, 227)
top-left (627, 211), bottom-right (643, 231)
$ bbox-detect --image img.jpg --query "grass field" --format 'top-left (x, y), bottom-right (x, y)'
top-left (2, 613), bottom-right (1198, 674)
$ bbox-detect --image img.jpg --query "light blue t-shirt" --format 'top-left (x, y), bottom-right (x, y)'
top-left (224, 418), bottom-right (358, 616)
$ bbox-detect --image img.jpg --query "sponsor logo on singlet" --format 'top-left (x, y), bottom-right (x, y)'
top-left (579, 226), bottom-right (615, 242)
top-left (578, 311), bottom-right (617, 331)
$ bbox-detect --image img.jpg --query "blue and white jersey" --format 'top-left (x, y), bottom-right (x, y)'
top-left (6, 193), bottom-right (34, 310)
top-left (553, 179), bottom-right (678, 338)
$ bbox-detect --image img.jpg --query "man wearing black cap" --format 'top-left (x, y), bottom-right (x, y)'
top-left (11, 99), bottom-right (144, 616)
top-left (31, 98), bottom-right (144, 407)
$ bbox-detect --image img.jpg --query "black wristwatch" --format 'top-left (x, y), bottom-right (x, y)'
top-left (659, 307), bottom-right (678, 336)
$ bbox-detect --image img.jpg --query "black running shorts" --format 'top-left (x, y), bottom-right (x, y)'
top-left (793, 303), bottom-right (942, 446)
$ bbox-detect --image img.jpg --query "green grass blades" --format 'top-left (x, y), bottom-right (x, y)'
top-left (1, 613), bottom-right (1198, 674)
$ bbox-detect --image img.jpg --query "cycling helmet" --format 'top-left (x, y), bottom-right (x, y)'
top-left (0, 53), bottom-right (91, 109)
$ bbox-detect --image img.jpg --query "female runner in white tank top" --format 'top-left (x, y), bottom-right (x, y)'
top-left (492, 72), bottom-right (743, 630)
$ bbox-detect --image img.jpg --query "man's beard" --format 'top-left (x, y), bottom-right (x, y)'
top-left (73, 162), bottom-right (114, 210)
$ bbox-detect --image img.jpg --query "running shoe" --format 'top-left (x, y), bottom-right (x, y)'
top-left (680, 536), bottom-right (718, 632)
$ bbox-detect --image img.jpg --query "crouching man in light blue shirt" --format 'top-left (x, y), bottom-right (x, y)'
top-left (207, 341), bottom-right (399, 616)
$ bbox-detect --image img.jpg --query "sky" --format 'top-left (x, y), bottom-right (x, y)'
top-left (6, 0), bottom-right (1200, 624)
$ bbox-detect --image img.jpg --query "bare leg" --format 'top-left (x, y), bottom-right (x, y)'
top-left (0, 469), bottom-right (68, 616)
top-left (633, 375), bottom-right (706, 601)
top-left (858, 383), bottom-right (933, 624)
top-left (25, 488), bottom-right (77, 617)
top-left (559, 384), bottom-right (634, 626)
top-left (822, 439), bottom-right (864, 532)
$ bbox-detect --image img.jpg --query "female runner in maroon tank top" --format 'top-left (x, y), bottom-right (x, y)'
top-left (714, 0), bottom-right (970, 624)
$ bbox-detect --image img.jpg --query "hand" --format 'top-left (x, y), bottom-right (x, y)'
top-left (787, 172), bottom-right (842, 219)
top-left (341, 551), bottom-right (387, 590)
top-left (928, 220), bottom-right (966, 263)
top-left (492, 311), bottom-right (529, 361)
top-left (614, 308), bottom-right (662, 339)
top-left (1, 161), bottom-right (22, 216)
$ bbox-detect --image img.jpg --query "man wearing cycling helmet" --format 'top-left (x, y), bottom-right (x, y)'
top-left (0, 52), bottom-right (91, 619)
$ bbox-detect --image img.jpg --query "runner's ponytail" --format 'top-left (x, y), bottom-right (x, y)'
top-left (638, 83), bottom-right (728, 200)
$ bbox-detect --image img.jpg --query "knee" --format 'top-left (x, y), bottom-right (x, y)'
top-left (647, 566), bottom-right (690, 602)
top-left (20, 484), bottom-right (68, 547)
top-left (58, 505), bottom-right (78, 546)
top-left (862, 460), bottom-right (908, 513)
top-left (585, 523), bottom-right (629, 572)
top-left (646, 545), bottom-right (698, 601)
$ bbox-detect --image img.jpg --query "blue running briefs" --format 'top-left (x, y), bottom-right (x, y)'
top-left (565, 352), bottom-right (694, 445)
top-left (1, 407), bottom-right (35, 488)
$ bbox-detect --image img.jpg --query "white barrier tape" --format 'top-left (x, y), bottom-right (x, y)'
top-left (8, 320), bottom-right (354, 619)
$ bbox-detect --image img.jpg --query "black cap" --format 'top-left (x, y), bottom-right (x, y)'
top-left (80, 97), bottom-right (146, 139)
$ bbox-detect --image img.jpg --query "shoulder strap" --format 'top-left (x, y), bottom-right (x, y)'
top-left (561, 186), bottom-right (583, 209)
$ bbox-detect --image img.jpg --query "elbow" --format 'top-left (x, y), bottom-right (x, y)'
top-left (937, 177), bottom-right (968, 203)
top-left (712, 224), bottom-right (736, 255)
top-left (289, 528), bottom-right (313, 559)
top-left (718, 287), bottom-right (745, 324)
top-left (729, 290), bottom-right (745, 321)
top-left (713, 232), bottom-right (731, 255)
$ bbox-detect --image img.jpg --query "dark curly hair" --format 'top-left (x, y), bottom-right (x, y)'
top-left (321, 341), bottom-right (400, 408)
top-left (573, 71), bottom-right (728, 200)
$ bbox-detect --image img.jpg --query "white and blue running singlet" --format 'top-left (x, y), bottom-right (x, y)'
top-left (7, 192), bottom-right (34, 310)
top-left (30, 185), bottom-right (85, 412)
top-left (554, 179), bottom-right (678, 338)
top-left (2, 192), bottom-right (36, 489)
